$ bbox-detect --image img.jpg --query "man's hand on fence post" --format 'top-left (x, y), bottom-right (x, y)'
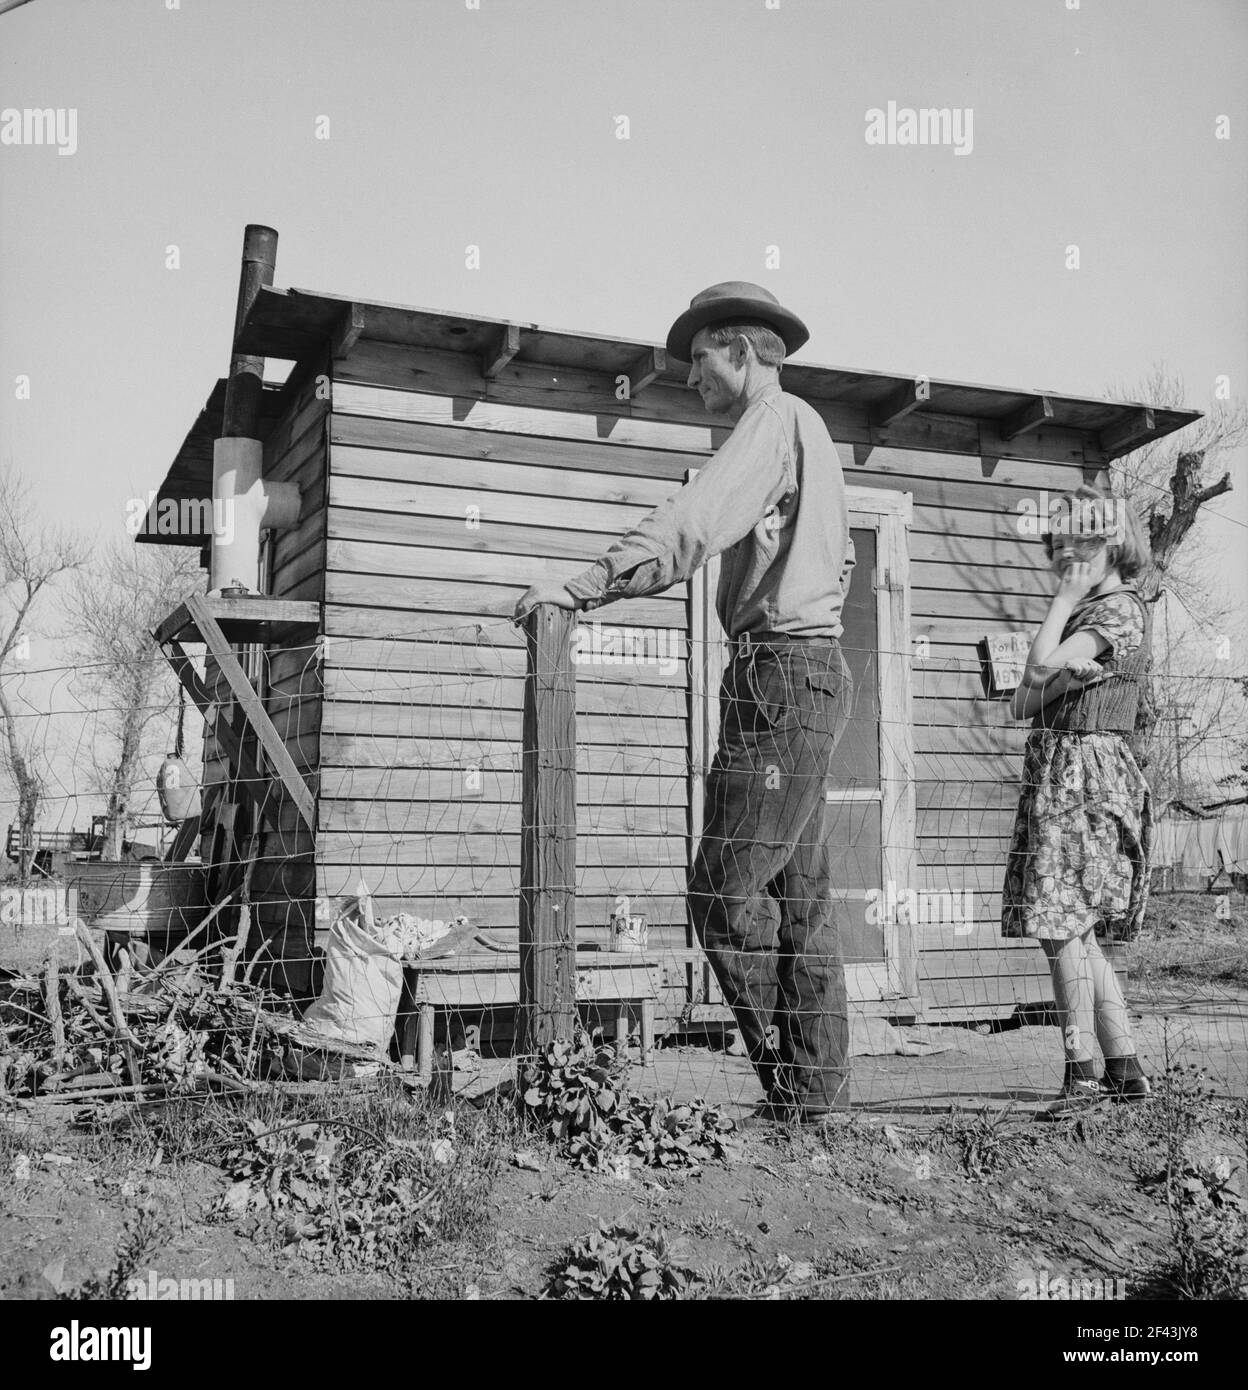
top-left (513, 582), bottom-right (581, 625)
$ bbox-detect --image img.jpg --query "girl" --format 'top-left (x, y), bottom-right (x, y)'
top-left (1003, 484), bottom-right (1153, 1112)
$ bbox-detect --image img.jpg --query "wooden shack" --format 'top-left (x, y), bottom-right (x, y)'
top-left (139, 228), bottom-right (1199, 1032)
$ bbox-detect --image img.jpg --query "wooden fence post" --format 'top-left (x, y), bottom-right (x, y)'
top-left (518, 603), bottom-right (577, 1061)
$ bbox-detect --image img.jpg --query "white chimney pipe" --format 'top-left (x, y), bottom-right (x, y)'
top-left (209, 436), bottom-right (301, 594)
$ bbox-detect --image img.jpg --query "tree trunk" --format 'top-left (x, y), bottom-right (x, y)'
top-left (0, 683), bottom-right (42, 885)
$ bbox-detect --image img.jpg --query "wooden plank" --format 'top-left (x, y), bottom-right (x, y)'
top-left (915, 863), bottom-right (1005, 894)
top-left (919, 973), bottom-right (1050, 1013)
top-left (917, 839), bottom-right (1011, 867)
top-left (914, 750), bottom-right (1021, 783)
top-left (324, 573), bottom-right (686, 627)
top-left (325, 606), bottom-right (528, 645)
top-left (1000, 396), bottom-right (1055, 442)
top-left (519, 604), bottom-right (578, 1054)
top-left (265, 642), bottom-right (324, 687)
top-left (915, 781), bottom-right (1019, 812)
top-left (913, 724), bottom-right (1025, 756)
top-left (910, 589), bottom-right (1047, 622)
top-left (318, 668), bottom-right (687, 720)
top-left (317, 832), bottom-right (687, 868)
top-left (624, 347), bottom-right (666, 396)
top-left (325, 537), bottom-right (689, 600)
top-left (482, 323), bottom-right (521, 379)
top-left (331, 304), bottom-right (367, 362)
top-left (185, 595), bottom-right (316, 831)
top-left (870, 378), bottom-right (928, 428)
top-left (318, 731), bottom-right (681, 776)
top-left (311, 700), bottom-right (686, 748)
top-left (315, 799), bottom-right (687, 837)
top-left (331, 412), bottom-right (702, 484)
top-left (1099, 407), bottom-right (1155, 456)
top-left (329, 474), bottom-right (653, 539)
top-left (908, 530), bottom-right (1048, 568)
top-left (309, 884), bottom-right (687, 931)
top-left (320, 635), bottom-right (680, 684)
top-left (270, 507), bottom-right (326, 579)
top-left (336, 337), bottom-right (714, 429)
top-left (913, 694), bottom-right (1022, 727)
top-left (311, 861), bottom-right (689, 901)
top-left (155, 594), bottom-right (321, 645)
top-left (333, 383), bottom-right (722, 455)
top-left (328, 507), bottom-right (618, 563)
top-left (268, 410), bottom-right (328, 487)
top-left (331, 441), bottom-right (680, 507)
top-left (912, 561), bottom-right (1050, 598)
top-left (917, 806), bottom-right (1018, 839)
top-left (318, 767), bottom-right (688, 806)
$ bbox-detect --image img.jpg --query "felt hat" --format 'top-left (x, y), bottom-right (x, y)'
top-left (665, 281), bottom-right (809, 362)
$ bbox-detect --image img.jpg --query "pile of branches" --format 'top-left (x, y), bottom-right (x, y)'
top-left (0, 921), bottom-right (382, 1107)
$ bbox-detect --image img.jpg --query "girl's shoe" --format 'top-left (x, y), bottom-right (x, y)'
top-left (1101, 1072), bottom-right (1152, 1102)
top-left (1102, 1055), bottom-right (1152, 1102)
top-left (1044, 1078), bottom-right (1107, 1117)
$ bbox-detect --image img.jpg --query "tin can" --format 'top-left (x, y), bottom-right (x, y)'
top-left (611, 911), bottom-right (648, 953)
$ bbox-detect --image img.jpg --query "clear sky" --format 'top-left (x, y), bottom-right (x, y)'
top-left (1, 0), bottom-right (1246, 827)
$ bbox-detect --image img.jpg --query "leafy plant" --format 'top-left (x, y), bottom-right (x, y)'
top-left (543, 1221), bottom-right (695, 1300)
top-left (213, 1110), bottom-right (501, 1273)
top-left (519, 1029), bottom-right (738, 1172)
top-left (519, 1032), bottom-right (626, 1165)
top-left (619, 1096), bottom-right (739, 1169)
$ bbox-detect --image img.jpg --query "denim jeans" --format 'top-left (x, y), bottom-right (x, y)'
top-left (689, 640), bottom-right (853, 1110)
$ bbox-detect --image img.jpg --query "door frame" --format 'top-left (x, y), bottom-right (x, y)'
top-left (687, 478), bottom-right (919, 1011)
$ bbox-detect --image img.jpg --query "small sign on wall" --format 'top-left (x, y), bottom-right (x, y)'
top-left (979, 631), bottom-right (1030, 698)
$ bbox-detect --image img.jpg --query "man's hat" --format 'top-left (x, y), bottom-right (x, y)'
top-left (665, 281), bottom-right (809, 362)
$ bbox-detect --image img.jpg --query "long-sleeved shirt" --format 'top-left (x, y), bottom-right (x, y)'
top-left (563, 382), bottom-right (853, 639)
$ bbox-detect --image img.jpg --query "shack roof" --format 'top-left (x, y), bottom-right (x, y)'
top-left (139, 283), bottom-right (1202, 546)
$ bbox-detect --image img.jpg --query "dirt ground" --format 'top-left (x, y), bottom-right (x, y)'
top-left (2, 987), bottom-right (1245, 1302)
top-left (3, 895), bottom-right (1246, 1302)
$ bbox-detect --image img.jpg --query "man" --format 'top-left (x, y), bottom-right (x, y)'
top-left (514, 281), bottom-right (854, 1121)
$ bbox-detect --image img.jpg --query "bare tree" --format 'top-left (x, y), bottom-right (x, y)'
top-left (1107, 365), bottom-right (1245, 613)
top-left (0, 466), bottom-right (87, 880)
top-left (64, 543), bottom-right (203, 860)
top-left (1105, 367), bottom-right (1248, 800)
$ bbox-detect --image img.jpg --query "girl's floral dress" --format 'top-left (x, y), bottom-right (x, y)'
top-left (1001, 589), bottom-right (1152, 943)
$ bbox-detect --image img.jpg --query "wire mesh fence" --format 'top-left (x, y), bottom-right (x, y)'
top-left (2, 617), bottom-right (1247, 1119)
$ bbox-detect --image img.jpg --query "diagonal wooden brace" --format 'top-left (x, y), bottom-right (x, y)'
top-left (160, 637), bottom-right (295, 839)
top-left (184, 594), bottom-right (315, 831)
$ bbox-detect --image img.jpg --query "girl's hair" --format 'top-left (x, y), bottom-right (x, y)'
top-left (1042, 483), bottom-right (1152, 580)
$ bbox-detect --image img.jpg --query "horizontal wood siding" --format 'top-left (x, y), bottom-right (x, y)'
top-left (311, 340), bottom-right (1099, 1020)
top-left (322, 365), bottom-right (699, 971)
